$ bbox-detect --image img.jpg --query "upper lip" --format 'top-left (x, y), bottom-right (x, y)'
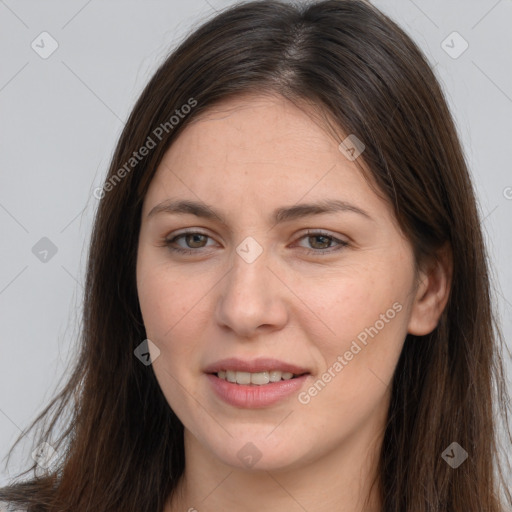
top-left (204, 357), bottom-right (310, 375)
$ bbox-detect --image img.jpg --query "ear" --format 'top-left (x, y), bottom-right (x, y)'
top-left (407, 243), bottom-right (453, 336)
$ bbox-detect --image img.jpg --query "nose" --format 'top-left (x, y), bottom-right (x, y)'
top-left (214, 245), bottom-right (289, 339)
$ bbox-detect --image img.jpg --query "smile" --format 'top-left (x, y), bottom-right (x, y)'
top-left (214, 369), bottom-right (304, 385)
top-left (206, 372), bottom-right (310, 408)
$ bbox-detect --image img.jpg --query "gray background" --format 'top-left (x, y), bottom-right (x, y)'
top-left (1, 0), bottom-right (511, 486)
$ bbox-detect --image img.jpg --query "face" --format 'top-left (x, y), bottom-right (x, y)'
top-left (136, 93), bottom-right (423, 473)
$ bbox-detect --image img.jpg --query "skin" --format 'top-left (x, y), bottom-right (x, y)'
top-left (136, 93), bottom-right (452, 512)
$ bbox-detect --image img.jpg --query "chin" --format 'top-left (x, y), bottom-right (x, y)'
top-left (202, 433), bottom-right (310, 473)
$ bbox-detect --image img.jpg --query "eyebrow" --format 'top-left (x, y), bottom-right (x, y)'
top-left (146, 198), bottom-right (373, 225)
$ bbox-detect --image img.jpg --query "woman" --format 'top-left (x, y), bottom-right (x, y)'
top-left (1, 0), bottom-right (511, 510)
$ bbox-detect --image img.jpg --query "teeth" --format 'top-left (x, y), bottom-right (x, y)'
top-left (250, 371), bottom-right (269, 385)
top-left (236, 371), bottom-right (251, 385)
top-left (216, 370), bottom-right (298, 385)
top-left (269, 370), bottom-right (282, 382)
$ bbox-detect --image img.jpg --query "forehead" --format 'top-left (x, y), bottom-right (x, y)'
top-left (142, 93), bottom-right (391, 225)
top-left (171, 93), bottom-right (341, 168)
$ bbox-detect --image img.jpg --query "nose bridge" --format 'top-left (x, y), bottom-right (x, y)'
top-left (226, 236), bottom-right (273, 308)
top-left (215, 235), bottom-right (287, 335)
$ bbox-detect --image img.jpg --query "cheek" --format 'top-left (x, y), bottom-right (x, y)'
top-left (137, 256), bottom-right (204, 359)
top-left (303, 265), bottom-right (406, 340)
top-left (137, 260), bottom-right (208, 418)
top-left (298, 263), bottom-right (410, 388)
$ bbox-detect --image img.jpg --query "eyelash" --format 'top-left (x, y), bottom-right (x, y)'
top-left (162, 229), bottom-right (349, 257)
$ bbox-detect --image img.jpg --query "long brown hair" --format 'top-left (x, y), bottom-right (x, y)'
top-left (1, 1), bottom-right (511, 510)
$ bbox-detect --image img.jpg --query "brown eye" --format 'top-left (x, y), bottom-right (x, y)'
top-left (163, 230), bottom-right (348, 257)
top-left (296, 231), bottom-right (349, 256)
top-left (183, 233), bottom-right (208, 248)
top-left (164, 231), bottom-right (215, 254)
top-left (307, 234), bottom-right (332, 249)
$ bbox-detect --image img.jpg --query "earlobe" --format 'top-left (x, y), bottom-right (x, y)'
top-left (407, 243), bottom-right (453, 336)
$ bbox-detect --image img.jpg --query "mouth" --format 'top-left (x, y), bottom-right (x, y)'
top-left (203, 357), bottom-right (311, 385)
top-left (203, 357), bottom-right (311, 407)
top-left (209, 369), bottom-right (309, 386)
top-left (205, 371), bottom-right (310, 409)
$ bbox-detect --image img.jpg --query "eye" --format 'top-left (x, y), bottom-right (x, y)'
top-left (295, 230), bottom-right (349, 256)
top-left (162, 229), bottom-right (349, 256)
top-left (163, 230), bottom-right (215, 255)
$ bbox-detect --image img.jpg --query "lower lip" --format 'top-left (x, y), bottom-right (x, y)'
top-left (206, 373), bottom-right (309, 408)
